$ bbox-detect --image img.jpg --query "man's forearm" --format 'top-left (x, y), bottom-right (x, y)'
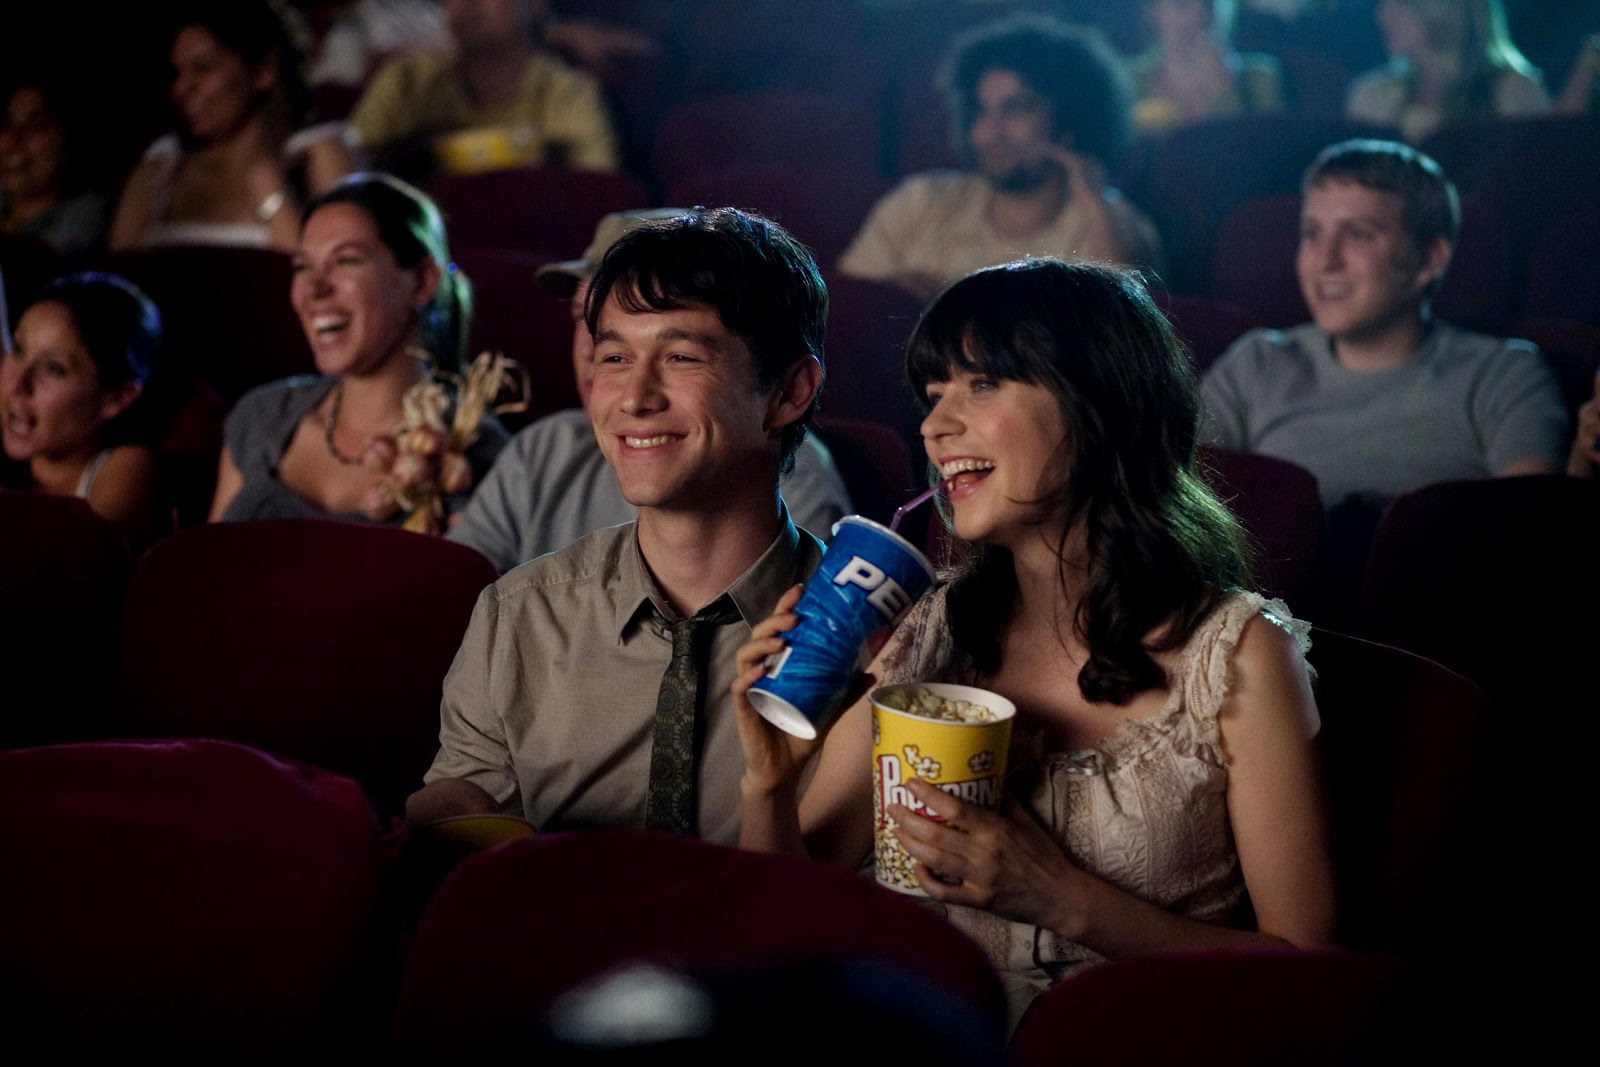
top-left (405, 778), bottom-right (500, 824)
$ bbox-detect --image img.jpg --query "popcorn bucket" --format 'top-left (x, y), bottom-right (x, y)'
top-left (434, 124), bottom-right (543, 175)
top-left (870, 682), bottom-right (1016, 897)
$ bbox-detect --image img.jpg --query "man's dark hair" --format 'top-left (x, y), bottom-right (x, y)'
top-left (583, 207), bottom-right (828, 476)
top-left (1303, 139), bottom-right (1461, 255)
top-left (938, 13), bottom-right (1133, 167)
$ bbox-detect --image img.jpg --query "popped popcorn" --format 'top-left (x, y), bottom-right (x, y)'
top-left (878, 686), bottom-right (997, 723)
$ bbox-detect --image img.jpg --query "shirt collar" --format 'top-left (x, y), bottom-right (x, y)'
top-left (612, 504), bottom-right (812, 643)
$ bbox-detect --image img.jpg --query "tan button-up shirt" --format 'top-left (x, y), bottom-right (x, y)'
top-left (425, 514), bottom-right (824, 844)
top-left (836, 171), bottom-right (1164, 286)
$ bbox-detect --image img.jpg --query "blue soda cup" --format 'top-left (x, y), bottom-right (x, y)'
top-left (747, 515), bottom-right (936, 739)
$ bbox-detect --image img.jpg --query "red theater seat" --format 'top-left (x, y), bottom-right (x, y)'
top-left (1199, 446), bottom-right (1324, 606)
top-left (453, 247), bottom-right (581, 426)
top-left (1156, 293), bottom-right (1261, 373)
top-left (111, 519), bottom-right (497, 814)
top-left (99, 245), bottom-right (314, 406)
top-left (427, 166), bottom-right (653, 258)
top-left (813, 413), bottom-right (920, 530)
top-left (1010, 948), bottom-right (1404, 1067)
top-left (1308, 629), bottom-right (1488, 952)
top-left (665, 162), bottom-right (890, 265)
top-left (0, 490), bottom-right (133, 748)
top-left (0, 739), bottom-right (403, 1056)
top-left (650, 89), bottom-right (880, 189)
top-left (390, 830), bottom-right (1008, 1060)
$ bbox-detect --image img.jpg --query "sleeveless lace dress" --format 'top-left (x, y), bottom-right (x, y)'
top-left (878, 584), bottom-right (1313, 1028)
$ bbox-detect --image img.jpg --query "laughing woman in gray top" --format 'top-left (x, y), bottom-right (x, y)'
top-left (209, 171), bottom-right (506, 526)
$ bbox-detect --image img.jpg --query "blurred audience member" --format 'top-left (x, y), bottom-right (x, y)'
top-left (305, 0), bottom-right (654, 92)
top-left (350, 0), bottom-right (620, 179)
top-left (1201, 139), bottom-right (1567, 511)
top-left (304, 0), bottom-right (452, 88)
top-left (1345, 0), bottom-right (1550, 142)
top-left (450, 209), bottom-right (852, 573)
top-left (0, 81), bottom-right (111, 266)
top-left (542, 14), bottom-right (659, 88)
top-left (109, 0), bottom-right (359, 253)
top-left (1, 273), bottom-right (164, 547)
top-left (209, 172), bottom-right (506, 525)
top-left (1556, 33), bottom-right (1600, 114)
top-left (1128, 0), bottom-right (1287, 134)
top-left (1567, 371), bottom-right (1600, 479)
top-left (838, 13), bottom-right (1161, 302)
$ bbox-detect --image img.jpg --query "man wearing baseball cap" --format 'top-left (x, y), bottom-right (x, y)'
top-left (447, 208), bottom-right (851, 573)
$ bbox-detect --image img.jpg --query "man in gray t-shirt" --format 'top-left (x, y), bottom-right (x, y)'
top-left (1200, 139), bottom-right (1567, 510)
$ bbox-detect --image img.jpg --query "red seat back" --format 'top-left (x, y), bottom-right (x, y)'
top-left (0, 738), bottom-right (403, 1056)
top-left (1010, 948), bottom-right (1404, 1067)
top-left (1521, 209), bottom-right (1600, 327)
top-left (823, 274), bottom-right (927, 448)
top-left (0, 490), bottom-right (133, 748)
top-left (650, 90), bottom-right (881, 190)
top-left (812, 414), bottom-right (920, 530)
top-left (427, 166), bottom-right (653, 258)
top-left (1211, 192), bottom-right (1306, 328)
top-left (1199, 445), bottom-right (1324, 606)
top-left (1156, 293), bottom-right (1261, 373)
top-left (665, 162), bottom-right (890, 266)
top-left (453, 247), bottom-right (581, 427)
top-left (1308, 629), bottom-right (1489, 951)
top-left (390, 830), bottom-right (1008, 1059)
top-left (111, 519), bottom-right (497, 814)
top-left (99, 245), bottom-right (314, 406)
top-left (1357, 474), bottom-right (1600, 716)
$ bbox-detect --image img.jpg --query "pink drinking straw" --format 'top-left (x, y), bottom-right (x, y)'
top-left (889, 477), bottom-right (953, 533)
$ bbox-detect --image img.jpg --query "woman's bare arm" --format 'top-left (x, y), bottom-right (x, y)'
top-left (86, 445), bottom-right (162, 547)
top-left (892, 615), bottom-right (1336, 956)
top-left (208, 447), bottom-right (244, 522)
top-left (108, 161), bottom-right (163, 251)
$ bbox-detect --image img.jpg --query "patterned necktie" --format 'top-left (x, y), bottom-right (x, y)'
top-left (644, 597), bottom-right (739, 835)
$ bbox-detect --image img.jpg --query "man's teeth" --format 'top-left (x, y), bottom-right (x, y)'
top-left (940, 458), bottom-right (995, 478)
top-left (625, 435), bottom-right (675, 448)
top-left (311, 315), bottom-right (349, 333)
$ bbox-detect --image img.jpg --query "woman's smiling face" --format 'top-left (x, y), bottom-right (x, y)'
top-left (291, 202), bottom-right (437, 377)
top-left (920, 367), bottom-right (1071, 547)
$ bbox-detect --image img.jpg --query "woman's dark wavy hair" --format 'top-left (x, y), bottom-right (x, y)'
top-left (906, 259), bottom-right (1251, 705)
top-left (36, 272), bottom-right (162, 446)
top-left (301, 172), bottom-right (473, 373)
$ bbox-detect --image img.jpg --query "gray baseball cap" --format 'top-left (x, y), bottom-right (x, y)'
top-left (535, 207), bottom-right (690, 298)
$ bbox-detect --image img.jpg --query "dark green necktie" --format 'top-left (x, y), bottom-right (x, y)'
top-left (644, 597), bottom-right (739, 835)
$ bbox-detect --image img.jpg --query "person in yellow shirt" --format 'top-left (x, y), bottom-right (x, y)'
top-left (351, 0), bottom-right (620, 178)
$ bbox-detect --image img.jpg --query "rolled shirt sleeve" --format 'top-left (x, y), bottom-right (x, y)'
top-left (424, 584), bottom-right (522, 810)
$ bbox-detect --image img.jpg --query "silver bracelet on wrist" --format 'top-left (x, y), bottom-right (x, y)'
top-left (254, 190), bottom-right (288, 224)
